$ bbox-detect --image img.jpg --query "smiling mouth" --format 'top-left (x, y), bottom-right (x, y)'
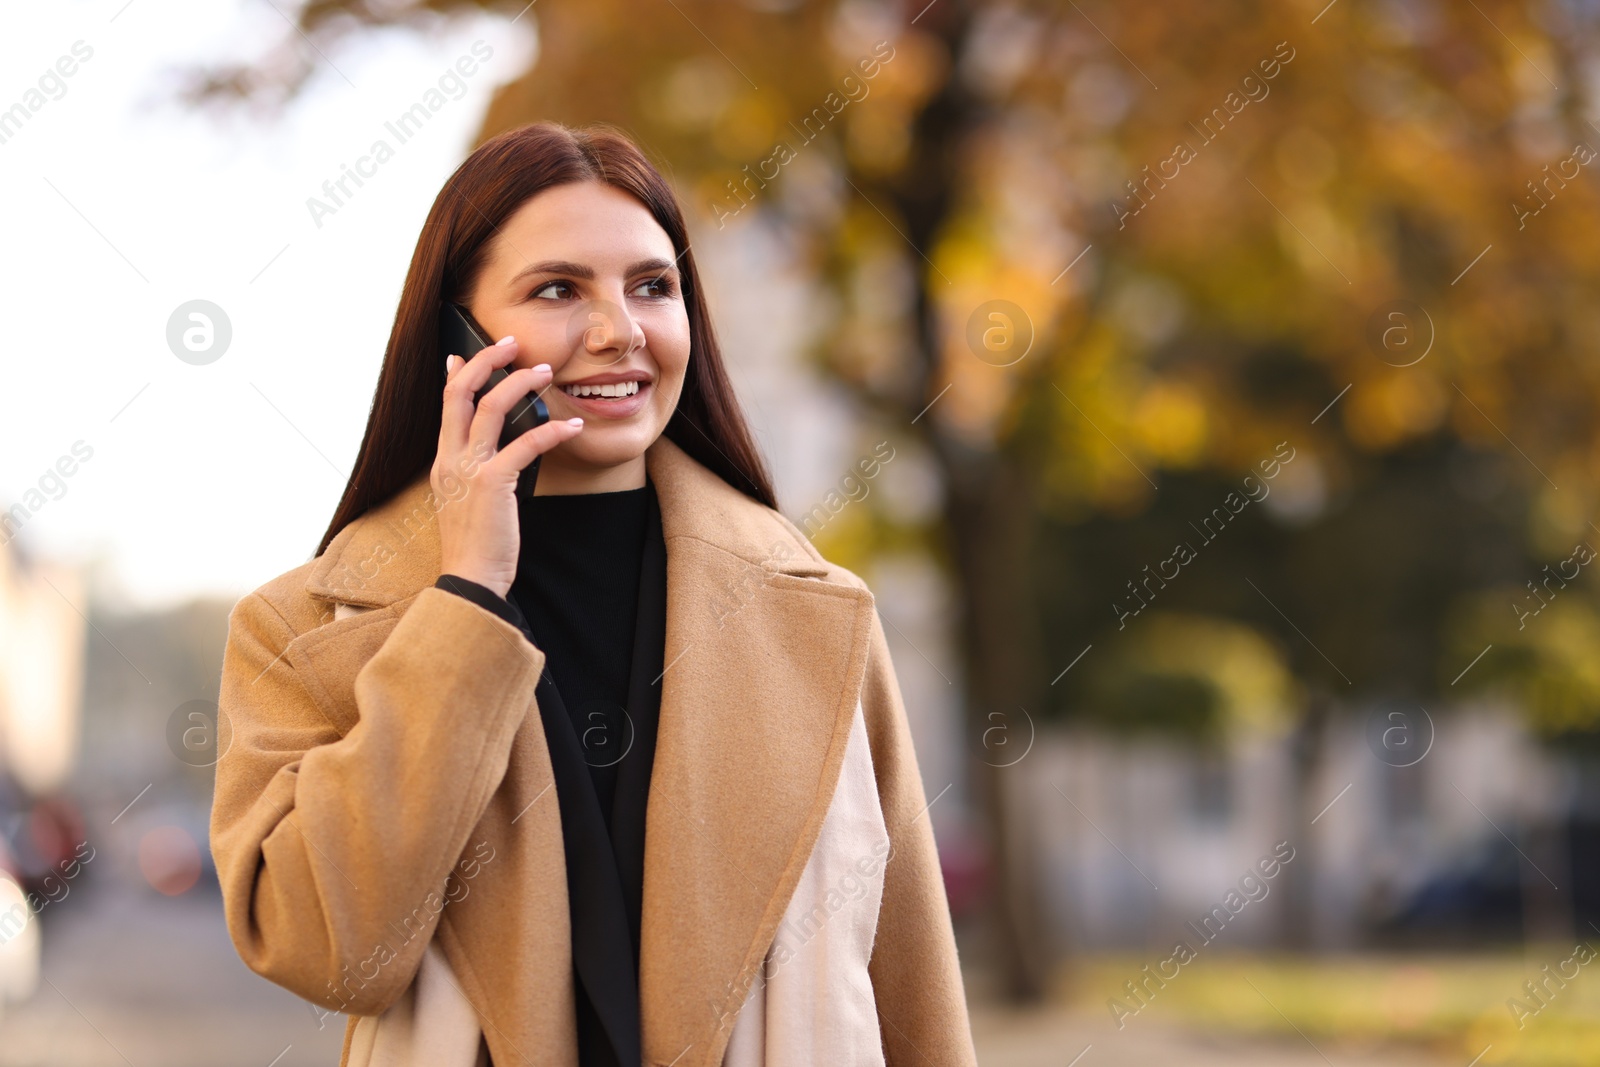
top-left (560, 381), bottom-right (642, 399)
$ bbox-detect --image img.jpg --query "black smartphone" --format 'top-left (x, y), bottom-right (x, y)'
top-left (439, 303), bottom-right (550, 495)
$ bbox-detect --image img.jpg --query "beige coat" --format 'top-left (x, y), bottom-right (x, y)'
top-left (210, 435), bottom-right (977, 1067)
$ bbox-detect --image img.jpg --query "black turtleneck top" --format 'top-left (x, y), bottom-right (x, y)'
top-left (434, 477), bottom-right (665, 1067)
top-left (514, 483), bottom-right (650, 818)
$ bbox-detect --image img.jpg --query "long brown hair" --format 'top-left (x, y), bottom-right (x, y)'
top-left (315, 121), bottom-right (776, 557)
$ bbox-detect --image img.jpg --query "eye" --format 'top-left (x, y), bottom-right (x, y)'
top-left (632, 274), bottom-right (678, 299)
top-left (530, 280), bottom-right (576, 301)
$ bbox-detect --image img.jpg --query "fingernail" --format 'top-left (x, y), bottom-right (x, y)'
top-left (533, 363), bottom-right (551, 374)
top-left (496, 335), bottom-right (516, 346)
top-left (567, 417), bottom-right (584, 427)
top-left (445, 354), bottom-right (459, 373)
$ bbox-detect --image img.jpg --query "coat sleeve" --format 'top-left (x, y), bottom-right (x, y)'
top-left (858, 605), bottom-right (978, 1066)
top-left (209, 585), bottom-right (544, 1015)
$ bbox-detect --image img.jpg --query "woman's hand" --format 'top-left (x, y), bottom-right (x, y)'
top-left (434, 335), bottom-right (584, 598)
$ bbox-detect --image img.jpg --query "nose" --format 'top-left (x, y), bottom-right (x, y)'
top-left (576, 298), bottom-right (645, 364)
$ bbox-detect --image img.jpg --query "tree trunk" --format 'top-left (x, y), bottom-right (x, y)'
top-left (1522, 769), bottom-right (1573, 945)
top-left (942, 454), bottom-right (1051, 1001)
top-left (871, 0), bottom-right (1051, 1003)
top-left (1280, 690), bottom-right (1330, 949)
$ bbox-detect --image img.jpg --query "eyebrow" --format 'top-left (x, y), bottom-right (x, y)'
top-left (507, 257), bottom-right (678, 287)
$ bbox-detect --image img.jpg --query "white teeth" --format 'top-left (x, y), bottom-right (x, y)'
top-left (562, 380), bottom-right (641, 398)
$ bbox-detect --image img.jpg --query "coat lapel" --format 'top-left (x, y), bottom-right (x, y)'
top-left (302, 434), bottom-right (877, 1067)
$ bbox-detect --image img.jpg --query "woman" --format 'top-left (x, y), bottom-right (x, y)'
top-left (210, 122), bottom-right (976, 1067)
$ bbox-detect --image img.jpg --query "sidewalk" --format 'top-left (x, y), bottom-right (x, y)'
top-left (0, 885), bottom-right (345, 1067)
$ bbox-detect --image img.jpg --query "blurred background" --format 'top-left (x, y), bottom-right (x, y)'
top-left (2, 0), bottom-right (1598, 1063)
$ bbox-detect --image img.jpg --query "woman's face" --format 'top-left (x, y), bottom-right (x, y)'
top-left (465, 180), bottom-right (690, 492)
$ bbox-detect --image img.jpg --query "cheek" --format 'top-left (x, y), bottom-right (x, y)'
top-left (655, 310), bottom-right (691, 366)
top-left (508, 317), bottom-right (570, 370)
top-left (649, 311), bottom-right (692, 401)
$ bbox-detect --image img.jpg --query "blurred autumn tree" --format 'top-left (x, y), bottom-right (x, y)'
top-left (198, 0), bottom-right (1600, 995)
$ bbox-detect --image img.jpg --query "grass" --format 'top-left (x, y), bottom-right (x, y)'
top-left (1059, 948), bottom-right (1600, 1065)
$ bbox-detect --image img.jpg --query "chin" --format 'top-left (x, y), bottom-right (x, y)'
top-left (560, 430), bottom-right (657, 470)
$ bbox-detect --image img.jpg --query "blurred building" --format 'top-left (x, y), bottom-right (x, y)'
top-left (0, 542), bottom-right (86, 797)
top-left (1021, 703), bottom-right (1563, 954)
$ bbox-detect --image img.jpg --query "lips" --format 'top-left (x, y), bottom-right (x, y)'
top-left (551, 377), bottom-right (652, 419)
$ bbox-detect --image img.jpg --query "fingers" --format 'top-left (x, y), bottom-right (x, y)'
top-left (467, 363), bottom-right (553, 460)
top-left (490, 416), bottom-right (585, 475)
top-left (439, 336), bottom-right (518, 453)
